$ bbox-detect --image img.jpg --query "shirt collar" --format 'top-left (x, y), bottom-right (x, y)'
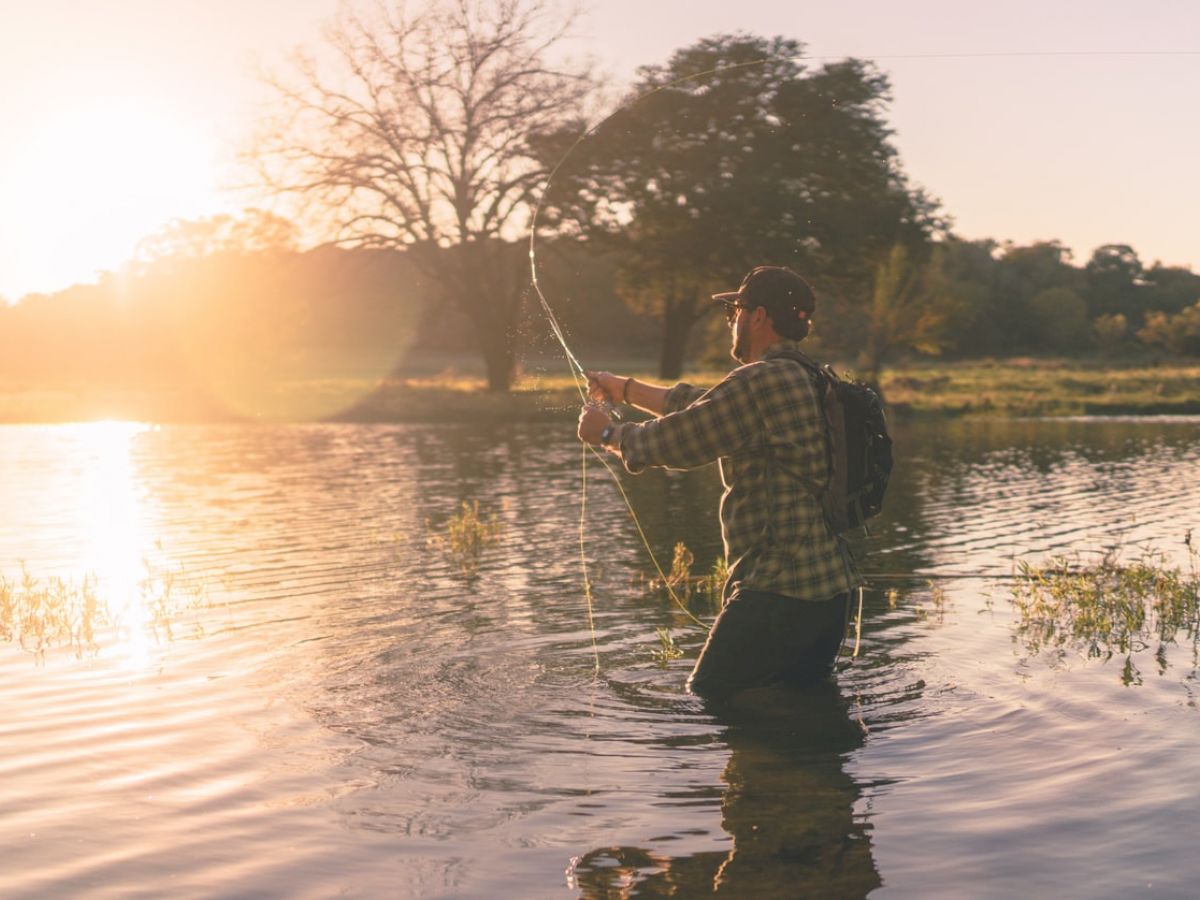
top-left (761, 339), bottom-right (809, 360)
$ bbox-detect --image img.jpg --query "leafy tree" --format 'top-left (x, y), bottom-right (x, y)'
top-left (135, 209), bottom-right (299, 262)
top-left (1029, 286), bottom-right (1089, 352)
top-left (929, 237), bottom-right (1004, 357)
top-left (987, 241), bottom-right (1082, 353)
top-left (1137, 301), bottom-right (1200, 356)
top-left (1084, 244), bottom-right (1145, 325)
top-left (858, 243), bottom-right (958, 392)
top-left (1141, 262), bottom-right (1200, 317)
top-left (1092, 313), bottom-right (1130, 354)
top-left (249, 0), bottom-right (593, 390)
top-left (537, 34), bottom-right (940, 378)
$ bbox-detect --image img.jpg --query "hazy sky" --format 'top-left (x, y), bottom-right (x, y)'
top-left (1, 0), bottom-right (1196, 301)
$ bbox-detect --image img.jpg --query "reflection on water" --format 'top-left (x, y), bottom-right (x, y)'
top-left (0, 421), bottom-right (226, 664)
top-left (570, 684), bottom-right (879, 898)
top-left (0, 422), bottom-right (166, 665)
top-left (1, 418), bottom-right (1198, 896)
top-left (78, 422), bottom-right (149, 613)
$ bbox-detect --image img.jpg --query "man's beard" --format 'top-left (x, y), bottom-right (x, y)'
top-left (731, 326), bottom-right (750, 364)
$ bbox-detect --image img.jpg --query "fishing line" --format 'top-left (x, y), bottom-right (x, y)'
top-left (528, 54), bottom-right (811, 649)
top-left (579, 445), bottom-right (600, 675)
top-left (527, 46), bottom-right (1199, 667)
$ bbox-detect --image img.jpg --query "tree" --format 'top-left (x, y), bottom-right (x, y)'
top-left (930, 237), bottom-right (1004, 357)
top-left (1092, 313), bottom-right (1130, 354)
top-left (1141, 262), bottom-right (1200, 317)
top-left (1029, 286), bottom-right (1089, 352)
top-left (249, 0), bottom-right (593, 390)
top-left (859, 243), bottom-right (957, 392)
top-left (1137, 301), bottom-right (1200, 356)
top-left (135, 209), bottom-right (299, 262)
top-left (1084, 244), bottom-right (1145, 325)
top-left (988, 241), bottom-right (1082, 354)
top-left (537, 34), bottom-right (940, 378)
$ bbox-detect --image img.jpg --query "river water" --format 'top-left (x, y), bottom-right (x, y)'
top-left (0, 418), bottom-right (1197, 897)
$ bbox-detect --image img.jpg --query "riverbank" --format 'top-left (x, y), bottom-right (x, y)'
top-left (1, 358), bottom-right (1197, 423)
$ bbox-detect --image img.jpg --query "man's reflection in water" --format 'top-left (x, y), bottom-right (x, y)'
top-left (570, 682), bottom-right (880, 898)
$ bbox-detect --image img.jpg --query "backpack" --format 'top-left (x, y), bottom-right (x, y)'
top-left (774, 350), bottom-right (894, 534)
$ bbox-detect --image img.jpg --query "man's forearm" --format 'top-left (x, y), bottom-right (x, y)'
top-left (623, 378), bottom-right (671, 416)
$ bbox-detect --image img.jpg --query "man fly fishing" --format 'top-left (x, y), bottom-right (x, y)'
top-left (578, 266), bottom-right (861, 699)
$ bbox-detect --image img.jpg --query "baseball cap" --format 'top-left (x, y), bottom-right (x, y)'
top-left (711, 266), bottom-right (816, 323)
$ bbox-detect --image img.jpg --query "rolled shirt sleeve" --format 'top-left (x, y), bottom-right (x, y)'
top-left (619, 371), bottom-right (759, 474)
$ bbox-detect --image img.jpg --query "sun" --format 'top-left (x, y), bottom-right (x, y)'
top-left (7, 97), bottom-right (221, 295)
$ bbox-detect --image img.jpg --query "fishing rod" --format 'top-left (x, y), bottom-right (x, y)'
top-left (526, 54), bottom-right (814, 649)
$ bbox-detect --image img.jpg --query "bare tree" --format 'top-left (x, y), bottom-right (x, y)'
top-left (249, 0), bottom-right (593, 389)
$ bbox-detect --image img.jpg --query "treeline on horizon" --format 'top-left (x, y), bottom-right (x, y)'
top-left (3, 214), bottom-right (1197, 388)
top-left (0, 212), bottom-right (663, 386)
top-left (3, 7), bottom-right (1199, 391)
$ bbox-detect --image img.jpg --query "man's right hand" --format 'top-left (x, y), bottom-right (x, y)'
top-left (585, 371), bottom-right (626, 406)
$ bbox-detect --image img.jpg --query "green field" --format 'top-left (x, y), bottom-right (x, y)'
top-left (1, 357), bottom-right (1197, 424)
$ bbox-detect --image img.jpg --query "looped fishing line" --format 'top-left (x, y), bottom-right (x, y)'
top-left (526, 46), bottom-right (1199, 673)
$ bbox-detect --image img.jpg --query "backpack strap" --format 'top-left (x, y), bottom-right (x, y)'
top-left (763, 348), bottom-right (838, 517)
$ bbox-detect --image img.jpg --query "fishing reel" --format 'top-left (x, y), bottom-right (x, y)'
top-left (586, 398), bottom-right (622, 421)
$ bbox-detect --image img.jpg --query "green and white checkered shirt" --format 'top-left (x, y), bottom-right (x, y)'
top-left (618, 339), bottom-right (860, 603)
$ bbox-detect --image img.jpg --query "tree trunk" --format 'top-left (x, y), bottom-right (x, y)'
top-left (450, 241), bottom-right (524, 392)
top-left (478, 320), bottom-right (517, 391)
top-left (658, 323), bottom-right (691, 380)
top-left (658, 289), bottom-right (700, 380)
top-left (856, 350), bottom-right (886, 404)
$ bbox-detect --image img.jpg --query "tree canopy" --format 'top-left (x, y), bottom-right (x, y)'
top-left (537, 34), bottom-right (941, 377)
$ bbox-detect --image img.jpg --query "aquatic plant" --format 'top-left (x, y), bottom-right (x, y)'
top-left (0, 558), bottom-right (221, 661)
top-left (697, 554), bottom-right (729, 604)
top-left (139, 557), bottom-right (213, 642)
top-left (912, 582), bottom-right (949, 623)
top-left (428, 500), bottom-right (504, 576)
top-left (652, 627), bottom-right (684, 666)
top-left (1011, 536), bottom-right (1199, 685)
top-left (0, 566), bottom-right (107, 660)
top-left (641, 541), bottom-right (726, 609)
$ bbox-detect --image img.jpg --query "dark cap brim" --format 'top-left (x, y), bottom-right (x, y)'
top-left (711, 290), bottom-right (741, 302)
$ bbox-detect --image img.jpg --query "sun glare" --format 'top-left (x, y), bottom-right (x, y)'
top-left (75, 420), bottom-right (156, 665)
top-left (7, 98), bottom-right (220, 296)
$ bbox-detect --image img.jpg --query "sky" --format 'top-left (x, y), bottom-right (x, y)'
top-left (1, 0), bottom-right (1196, 302)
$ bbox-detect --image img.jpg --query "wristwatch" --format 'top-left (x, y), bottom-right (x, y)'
top-left (599, 424), bottom-right (616, 447)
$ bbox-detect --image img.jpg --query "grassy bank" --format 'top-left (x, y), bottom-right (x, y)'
top-left (880, 358), bottom-right (1200, 418)
top-left (1, 358), bottom-right (1197, 424)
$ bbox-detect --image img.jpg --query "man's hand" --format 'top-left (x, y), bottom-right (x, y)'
top-left (585, 371), bottom-right (626, 406)
top-left (577, 404), bottom-right (613, 446)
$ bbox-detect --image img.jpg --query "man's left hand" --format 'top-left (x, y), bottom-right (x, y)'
top-left (577, 405), bottom-right (612, 446)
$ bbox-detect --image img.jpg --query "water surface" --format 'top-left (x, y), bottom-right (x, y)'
top-left (1, 418), bottom-right (1198, 897)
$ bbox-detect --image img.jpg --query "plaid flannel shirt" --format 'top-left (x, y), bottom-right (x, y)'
top-left (617, 339), bottom-right (859, 603)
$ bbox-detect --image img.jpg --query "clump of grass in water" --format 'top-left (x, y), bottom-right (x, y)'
top-left (139, 556), bottom-right (213, 642)
top-left (912, 581), bottom-right (949, 623)
top-left (641, 541), bottom-right (726, 609)
top-left (0, 558), bottom-right (221, 661)
top-left (639, 543), bottom-right (725, 666)
top-left (652, 627), bottom-right (684, 666)
top-left (0, 566), bottom-right (107, 660)
top-left (428, 500), bottom-right (504, 576)
top-left (1012, 534), bottom-right (1200, 685)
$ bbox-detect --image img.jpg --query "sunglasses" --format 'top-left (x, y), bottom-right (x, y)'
top-left (721, 299), bottom-right (754, 325)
